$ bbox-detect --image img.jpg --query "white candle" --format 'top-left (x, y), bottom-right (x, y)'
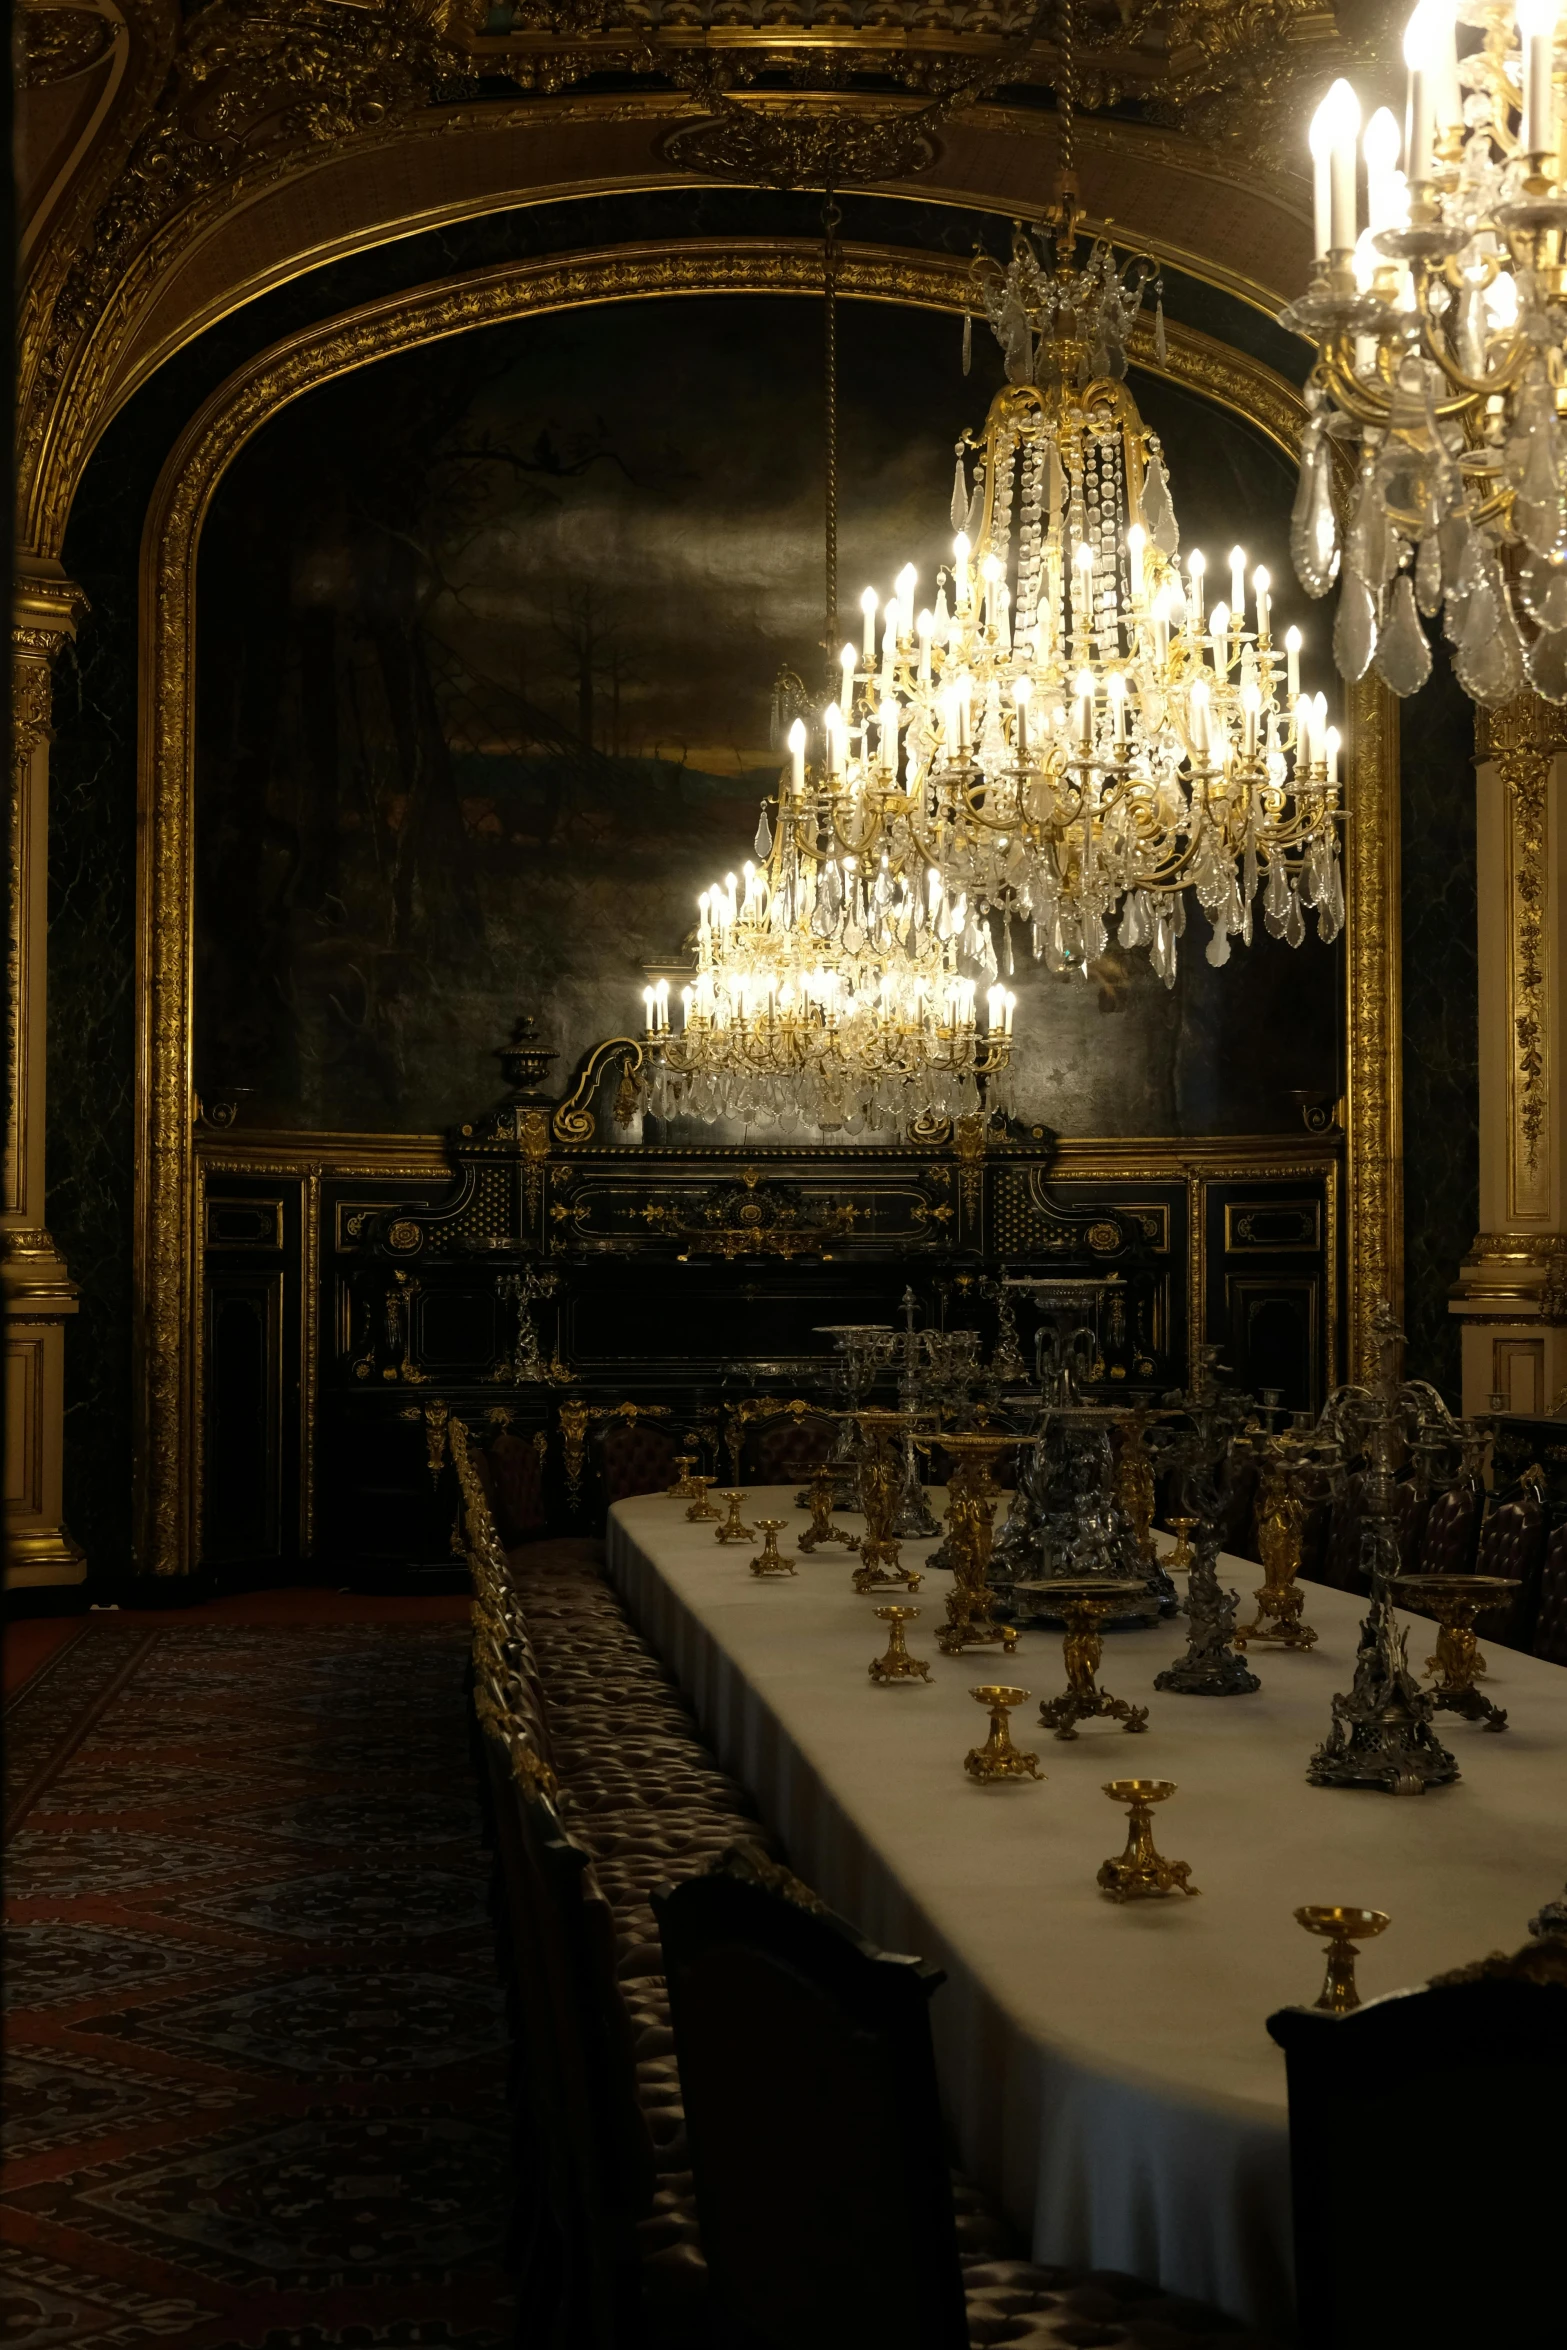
top-left (1241, 680), bottom-right (1261, 758)
top-left (1074, 668), bottom-right (1095, 752)
top-left (861, 586), bottom-right (878, 660)
top-left (1520, 0), bottom-right (1560, 157)
top-left (880, 698), bottom-right (899, 777)
top-left (1187, 549), bottom-right (1206, 628)
top-left (788, 717), bottom-right (806, 794)
top-left (1230, 545), bottom-right (1247, 621)
top-left (1363, 105), bottom-right (1403, 232)
top-left (655, 977), bottom-right (669, 1031)
top-left (1108, 670), bottom-right (1128, 746)
top-left (824, 701), bottom-right (843, 776)
top-left (1309, 88), bottom-right (1336, 254)
top-left (1313, 691), bottom-right (1329, 764)
top-left (1286, 624), bottom-right (1302, 702)
top-left (1322, 77), bottom-right (1362, 250)
top-left (896, 565), bottom-right (917, 629)
top-left (1188, 679), bottom-right (1210, 759)
top-left (918, 609), bottom-right (934, 684)
top-left (1013, 676), bottom-right (1031, 759)
top-left (1210, 598), bottom-right (1230, 669)
top-left (1325, 724), bottom-right (1342, 788)
top-left (1253, 565), bottom-right (1272, 644)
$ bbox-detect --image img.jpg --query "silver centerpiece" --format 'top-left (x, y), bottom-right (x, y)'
top-left (1306, 1303), bottom-right (1465, 1796)
top-left (991, 1284), bottom-right (1173, 1628)
top-left (813, 1324), bottom-right (893, 1510)
top-left (1148, 1349), bottom-right (1263, 1696)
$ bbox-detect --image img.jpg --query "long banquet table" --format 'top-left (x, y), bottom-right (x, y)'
top-left (606, 1488), bottom-right (1567, 2337)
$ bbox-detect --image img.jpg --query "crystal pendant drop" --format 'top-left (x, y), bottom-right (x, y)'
top-left (1520, 552), bottom-right (1567, 634)
top-left (1454, 573), bottom-right (1526, 705)
top-left (950, 453), bottom-right (969, 531)
top-left (1291, 424), bottom-right (1340, 597)
top-left (1333, 570), bottom-right (1377, 680)
top-left (1141, 448), bottom-right (1179, 558)
top-left (1415, 530), bottom-right (1443, 617)
top-left (1375, 573), bottom-right (1433, 697)
top-left (754, 807), bottom-right (773, 858)
top-left (1527, 627), bottom-right (1567, 703)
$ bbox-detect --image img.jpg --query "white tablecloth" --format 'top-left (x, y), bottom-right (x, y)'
top-left (606, 1488), bottom-right (1567, 2337)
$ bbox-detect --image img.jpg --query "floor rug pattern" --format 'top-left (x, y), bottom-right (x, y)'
top-left (2, 1620), bottom-right (515, 2349)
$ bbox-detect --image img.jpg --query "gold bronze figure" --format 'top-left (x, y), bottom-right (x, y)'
top-left (933, 1433), bottom-right (1019, 1655)
top-left (798, 1463), bottom-right (860, 1554)
top-left (1393, 1574), bottom-right (1519, 1732)
top-left (1236, 1459), bottom-right (1319, 1650)
top-left (1031, 1581), bottom-right (1151, 1740)
top-left (852, 1413), bottom-right (922, 1592)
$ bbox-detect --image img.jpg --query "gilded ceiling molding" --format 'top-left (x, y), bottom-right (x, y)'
top-left (133, 237), bottom-right (1388, 1574)
top-left (1342, 669), bottom-right (1402, 1386)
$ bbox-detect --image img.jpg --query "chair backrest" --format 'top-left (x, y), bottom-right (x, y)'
top-left (652, 1854), bottom-right (969, 2350)
top-left (1415, 1479), bottom-right (1482, 1575)
top-left (481, 1428), bottom-right (548, 1544)
top-left (593, 1416), bottom-right (681, 1505)
top-left (743, 1405), bottom-right (838, 1486)
top-left (1474, 1492), bottom-right (1548, 1646)
top-left (1267, 1944), bottom-right (1567, 2350)
top-left (1532, 1519), bottom-right (1567, 1663)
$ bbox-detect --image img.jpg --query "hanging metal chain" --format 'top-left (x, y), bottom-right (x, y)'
top-left (1057, 0), bottom-right (1075, 196)
top-left (823, 185), bottom-right (842, 683)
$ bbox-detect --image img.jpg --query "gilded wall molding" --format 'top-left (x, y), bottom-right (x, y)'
top-left (1476, 696), bottom-right (1567, 1226)
top-left (135, 238), bottom-right (1381, 1573)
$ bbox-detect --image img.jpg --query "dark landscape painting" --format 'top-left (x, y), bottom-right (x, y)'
top-left (194, 293), bottom-right (1340, 1138)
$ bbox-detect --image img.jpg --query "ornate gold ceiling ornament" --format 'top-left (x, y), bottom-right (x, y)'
top-left (659, 94), bottom-right (943, 191)
top-left (18, 4), bottom-right (120, 86)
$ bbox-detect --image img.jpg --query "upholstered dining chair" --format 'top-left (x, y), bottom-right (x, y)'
top-left (652, 1854), bottom-right (971, 2350)
top-left (1267, 1941), bottom-right (1567, 2348)
top-left (477, 1426), bottom-right (549, 1544)
top-left (594, 1416), bottom-right (682, 1507)
top-left (1413, 1478), bottom-right (1483, 1576)
top-left (1532, 1520), bottom-right (1567, 1664)
top-left (1471, 1487), bottom-right (1549, 1649)
top-left (741, 1404), bottom-right (838, 1488)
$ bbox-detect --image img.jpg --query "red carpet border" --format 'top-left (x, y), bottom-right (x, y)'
top-left (2, 1621), bottom-right (516, 2348)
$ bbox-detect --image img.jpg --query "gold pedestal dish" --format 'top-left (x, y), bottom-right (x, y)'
top-left (1392, 1575), bottom-right (1519, 1732)
top-left (798, 1463), bottom-right (860, 1553)
top-left (869, 1606), bottom-right (931, 1685)
top-left (1163, 1518), bottom-right (1198, 1574)
top-left (685, 1477), bottom-right (721, 1523)
top-left (1295, 1904), bottom-right (1389, 2014)
top-left (751, 1518), bottom-right (797, 1577)
top-left (664, 1455), bottom-right (702, 1500)
top-left (1098, 1780), bottom-right (1197, 1900)
top-left (964, 1686), bottom-right (1041, 1783)
top-left (714, 1491), bottom-right (757, 1545)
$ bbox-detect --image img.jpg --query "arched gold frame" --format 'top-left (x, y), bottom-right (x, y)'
top-left (135, 238), bottom-right (1399, 1575)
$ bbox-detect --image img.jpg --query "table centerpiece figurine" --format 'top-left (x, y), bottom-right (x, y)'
top-left (1391, 1574), bottom-right (1519, 1732)
top-left (1022, 1579), bottom-right (1151, 1740)
top-left (684, 1476), bottom-right (721, 1523)
top-left (797, 1462), bottom-right (860, 1554)
top-left (1163, 1517), bottom-right (1198, 1573)
top-left (1294, 1904), bottom-right (1389, 2013)
top-left (812, 1323), bottom-right (894, 1508)
top-left (888, 1287), bottom-right (943, 1538)
top-left (664, 1454), bottom-right (702, 1501)
top-left (931, 1431), bottom-right (1020, 1654)
top-left (1307, 1304), bottom-right (1470, 1796)
top-left (750, 1518), bottom-right (797, 1577)
top-left (989, 1295), bottom-right (1173, 1627)
top-left (851, 1412), bottom-right (924, 1593)
top-left (1235, 1418), bottom-right (1327, 1651)
top-left (713, 1491), bottom-right (758, 1545)
top-left (1098, 1780), bottom-right (1198, 1901)
top-left (1148, 1351), bottom-right (1262, 1698)
top-left (964, 1685), bottom-right (1041, 1783)
top-left (869, 1606), bottom-right (931, 1685)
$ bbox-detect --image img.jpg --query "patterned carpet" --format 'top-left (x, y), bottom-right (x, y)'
top-left (2, 1618), bottom-right (517, 2349)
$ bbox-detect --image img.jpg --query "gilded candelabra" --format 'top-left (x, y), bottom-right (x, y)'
top-left (964, 1685), bottom-right (1041, 1783)
top-left (869, 1606), bottom-right (931, 1685)
top-left (1392, 1574), bottom-right (1519, 1733)
top-left (1098, 1781), bottom-right (1198, 1901)
top-left (815, 1325), bottom-right (894, 1509)
top-left (1235, 1416), bottom-right (1328, 1652)
top-left (1028, 1580), bottom-right (1151, 1740)
top-left (931, 1430), bottom-right (1019, 1654)
top-left (1295, 1905), bottom-right (1389, 2014)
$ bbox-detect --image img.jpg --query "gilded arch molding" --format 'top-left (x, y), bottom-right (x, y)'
top-left (135, 236), bottom-right (1398, 1574)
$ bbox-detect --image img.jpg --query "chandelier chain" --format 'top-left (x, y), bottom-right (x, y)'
top-left (1058, 0), bottom-right (1075, 193)
top-left (824, 186), bottom-right (842, 681)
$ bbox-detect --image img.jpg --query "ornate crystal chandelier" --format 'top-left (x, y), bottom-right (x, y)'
top-left (638, 725), bottom-right (1016, 1135)
top-left (1285, 2), bottom-right (1567, 705)
top-left (814, 211), bottom-right (1347, 985)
